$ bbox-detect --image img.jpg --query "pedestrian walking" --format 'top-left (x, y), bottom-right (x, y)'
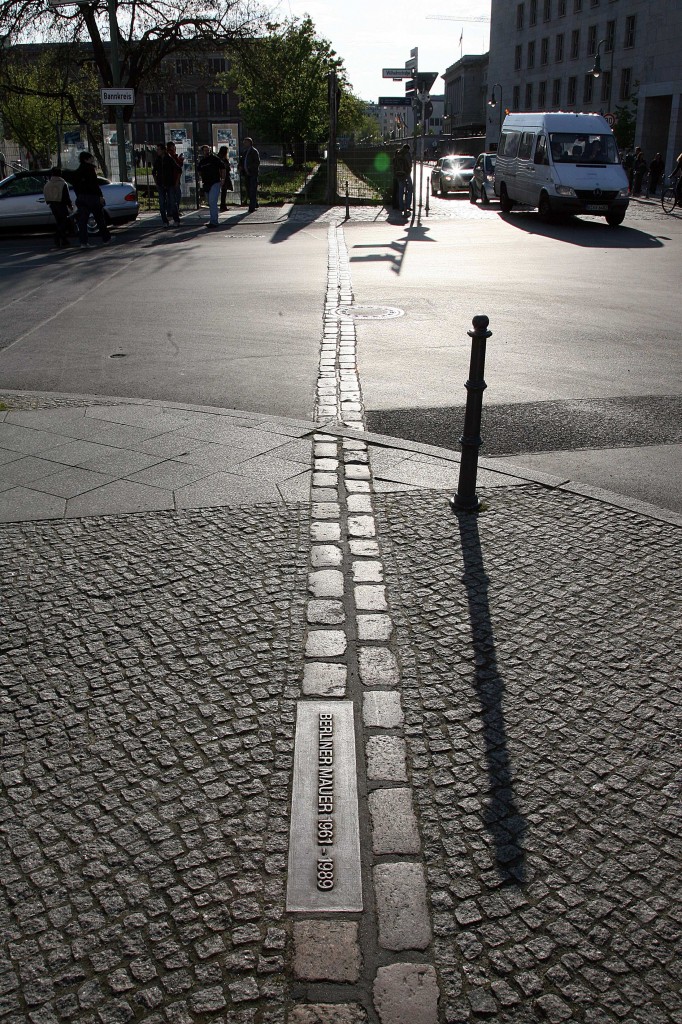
top-left (152, 143), bottom-right (180, 228)
top-left (622, 149), bottom-right (634, 192)
top-left (43, 166), bottom-right (74, 248)
top-left (166, 141), bottom-right (184, 217)
top-left (395, 143), bottom-right (413, 217)
top-left (198, 144), bottom-right (225, 228)
top-left (70, 152), bottom-right (111, 248)
top-left (648, 152), bottom-right (665, 197)
top-left (217, 145), bottom-right (234, 211)
top-left (632, 148), bottom-right (647, 196)
top-left (239, 137), bottom-right (260, 213)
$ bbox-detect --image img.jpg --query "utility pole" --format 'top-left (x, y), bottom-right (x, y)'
top-left (326, 71), bottom-right (338, 205)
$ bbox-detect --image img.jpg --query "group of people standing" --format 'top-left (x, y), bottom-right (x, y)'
top-left (44, 135), bottom-right (262, 250)
top-left (622, 147), bottom-right (665, 198)
top-left (155, 136), bottom-right (260, 230)
top-left (43, 151), bottom-right (111, 249)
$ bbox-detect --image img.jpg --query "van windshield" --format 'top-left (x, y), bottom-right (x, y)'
top-left (549, 133), bottom-right (619, 164)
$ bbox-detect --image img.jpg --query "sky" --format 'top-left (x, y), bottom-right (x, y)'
top-left (276, 0), bottom-right (491, 102)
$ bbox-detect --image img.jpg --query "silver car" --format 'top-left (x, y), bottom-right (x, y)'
top-left (0, 169), bottom-right (139, 234)
top-left (430, 155), bottom-right (476, 196)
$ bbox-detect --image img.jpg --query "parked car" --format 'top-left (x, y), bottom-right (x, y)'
top-left (430, 155), bottom-right (476, 196)
top-left (0, 169), bottom-right (139, 234)
top-left (469, 153), bottom-right (497, 204)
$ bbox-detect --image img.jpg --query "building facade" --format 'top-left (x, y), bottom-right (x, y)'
top-left (487, 0), bottom-right (682, 162)
top-left (442, 54), bottom-right (489, 137)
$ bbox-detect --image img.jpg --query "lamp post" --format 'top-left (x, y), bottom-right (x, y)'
top-left (488, 83), bottom-right (503, 145)
top-left (590, 38), bottom-right (614, 114)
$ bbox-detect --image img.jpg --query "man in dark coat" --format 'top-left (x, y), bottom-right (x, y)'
top-left (70, 151), bottom-right (111, 248)
top-left (239, 137), bottom-right (260, 212)
top-left (198, 145), bottom-right (225, 228)
top-left (152, 143), bottom-right (180, 227)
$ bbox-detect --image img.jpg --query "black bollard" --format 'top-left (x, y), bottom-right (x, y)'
top-left (345, 181), bottom-right (350, 220)
top-left (450, 314), bottom-right (492, 513)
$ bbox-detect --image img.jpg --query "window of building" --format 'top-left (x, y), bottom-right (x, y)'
top-left (525, 83), bottom-right (533, 109)
top-left (175, 59), bottom-right (194, 76)
top-left (176, 92), bottom-right (196, 116)
top-left (587, 24), bottom-right (597, 54)
top-left (583, 74), bottom-right (594, 102)
top-left (552, 78), bottom-right (561, 105)
top-left (574, 0), bottom-right (582, 10)
top-left (208, 57), bottom-right (228, 74)
top-left (601, 70), bottom-right (611, 103)
top-left (145, 93), bottom-right (165, 117)
top-left (145, 122), bottom-right (165, 144)
top-left (555, 33), bottom-right (564, 61)
top-left (570, 28), bottom-right (580, 58)
top-left (567, 76), bottom-right (577, 104)
top-left (538, 80), bottom-right (547, 106)
top-left (530, 0), bottom-right (538, 25)
top-left (513, 84), bottom-right (521, 108)
top-left (207, 91), bottom-right (230, 116)
top-left (590, 0), bottom-right (599, 6)
top-left (620, 66), bottom-right (631, 100)
top-left (517, 2), bottom-right (525, 29)
top-left (605, 20), bottom-right (615, 50)
top-left (558, 0), bottom-right (566, 14)
top-left (515, 44), bottom-right (522, 70)
top-left (544, 0), bottom-right (551, 21)
top-left (625, 14), bottom-right (636, 47)
top-left (541, 37), bottom-right (550, 64)
top-left (528, 40), bottom-right (536, 67)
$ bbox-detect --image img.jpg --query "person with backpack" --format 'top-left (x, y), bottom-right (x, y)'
top-left (43, 167), bottom-right (74, 248)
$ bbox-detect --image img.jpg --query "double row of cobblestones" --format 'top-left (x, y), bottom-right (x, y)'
top-left (288, 225), bottom-right (440, 1022)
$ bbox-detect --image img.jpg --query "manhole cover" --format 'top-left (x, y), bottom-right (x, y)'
top-left (335, 304), bottom-right (404, 320)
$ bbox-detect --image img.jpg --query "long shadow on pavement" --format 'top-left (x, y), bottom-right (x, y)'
top-left (457, 511), bottom-right (528, 885)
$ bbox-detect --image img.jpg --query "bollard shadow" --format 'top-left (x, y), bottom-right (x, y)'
top-left (456, 512), bottom-right (528, 885)
top-left (497, 210), bottom-right (664, 248)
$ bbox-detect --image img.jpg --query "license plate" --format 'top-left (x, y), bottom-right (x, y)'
top-left (586, 204), bottom-right (608, 211)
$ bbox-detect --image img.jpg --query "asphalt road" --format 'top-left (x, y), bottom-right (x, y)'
top-left (1, 194), bottom-right (681, 510)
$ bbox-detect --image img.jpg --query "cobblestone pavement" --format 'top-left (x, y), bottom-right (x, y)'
top-left (373, 483), bottom-right (681, 1024)
top-left (0, 505), bottom-right (309, 1024)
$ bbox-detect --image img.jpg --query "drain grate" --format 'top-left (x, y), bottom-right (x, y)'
top-left (335, 304), bottom-right (404, 320)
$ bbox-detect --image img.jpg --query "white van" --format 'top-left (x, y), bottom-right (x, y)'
top-left (494, 112), bottom-right (630, 226)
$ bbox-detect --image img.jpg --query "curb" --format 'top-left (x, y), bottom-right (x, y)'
top-left (2, 388), bottom-right (680, 529)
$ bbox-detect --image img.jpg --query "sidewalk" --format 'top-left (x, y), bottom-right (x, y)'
top-left (1, 390), bottom-right (680, 1024)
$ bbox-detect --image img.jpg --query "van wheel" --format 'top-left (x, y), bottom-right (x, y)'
top-left (499, 186), bottom-right (514, 212)
top-left (469, 186), bottom-right (477, 204)
top-left (538, 194), bottom-right (552, 221)
top-left (606, 211), bottom-right (625, 226)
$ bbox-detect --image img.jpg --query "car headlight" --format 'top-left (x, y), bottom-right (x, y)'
top-left (619, 187), bottom-right (629, 197)
top-left (556, 185), bottom-right (577, 197)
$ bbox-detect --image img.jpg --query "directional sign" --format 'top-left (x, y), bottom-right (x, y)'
top-left (417, 72), bottom-right (439, 92)
top-left (101, 88), bottom-right (135, 105)
top-left (405, 56), bottom-right (417, 70)
top-left (383, 68), bottom-right (408, 79)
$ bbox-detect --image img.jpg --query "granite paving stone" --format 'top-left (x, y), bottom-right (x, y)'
top-left (0, 500), bottom-right (309, 1023)
top-left (373, 483), bottom-right (682, 1022)
top-left (293, 922), bottom-right (361, 982)
top-left (174, 472), bottom-right (282, 509)
top-left (363, 691), bottom-right (404, 729)
top-left (373, 963), bottom-right (439, 1024)
top-left (366, 736), bottom-right (409, 782)
top-left (302, 662), bottom-right (347, 697)
top-left (373, 864), bottom-right (432, 951)
top-left (0, 486), bottom-right (67, 522)
top-left (0, 455), bottom-right (73, 492)
top-left (65, 479), bottom-right (174, 517)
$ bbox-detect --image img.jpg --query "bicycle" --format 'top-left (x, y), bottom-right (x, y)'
top-left (661, 174), bottom-right (679, 214)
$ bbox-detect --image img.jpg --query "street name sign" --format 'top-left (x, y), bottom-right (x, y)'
top-left (383, 68), bottom-right (408, 79)
top-left (101, 88), bottom-right (135, 105)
